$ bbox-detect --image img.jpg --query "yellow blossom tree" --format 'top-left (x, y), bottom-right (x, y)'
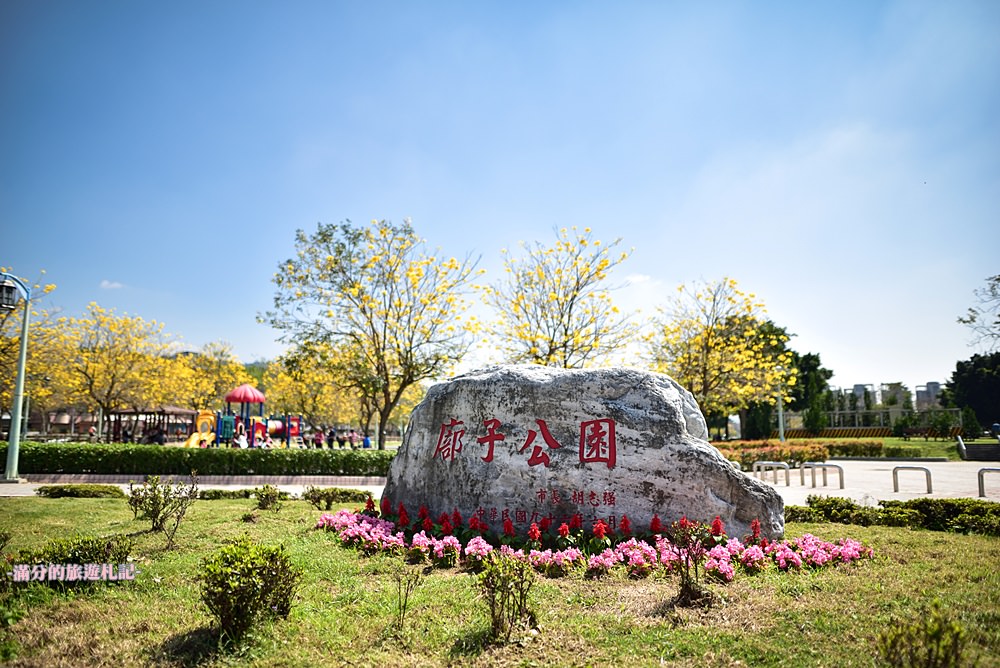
top-left (170, 342), bottom-right (255, 410)
top-left (41, 303), bottom-right (175, 438)
top-left (648, 277), bottom-right (796, 429)
top-left (482, 226), bottom-right (636, 368)
top-left (262, 219), bottom-right (479, 448)
top-left (263, 346), bottom-right (357, 430)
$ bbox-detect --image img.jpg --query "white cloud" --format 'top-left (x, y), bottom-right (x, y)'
top-left (100, 279), bottom-right (124, 289)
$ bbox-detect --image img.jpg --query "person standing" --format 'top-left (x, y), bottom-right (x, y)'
top-left (348, 429), bottom-right (358, 449)
top-left (362, 432), bottom-right (371, 449)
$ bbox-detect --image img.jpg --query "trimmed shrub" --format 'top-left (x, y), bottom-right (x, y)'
top-left (877, 600), bottom-right (971, 668)
top-left (127, 474), bottom-right (198, 548)
top-left (880, 498), bottom-right (1000, 536)
top-left (784, 505), bottom-right (821, 523)
top-left (35, 484), bottom-right (125, 499)
top-left (198, 489), bottom-right (253, 500)
top-left (825, 441), bottom-right (883, 457)
top-left (716, 443), bottom-right (828, 470)
top-left (199, 535), bottom-right (302, 644)
top-left (883, 445), bottom-right (922, 458)
top-left (478, 551), bottom-right (536, 644)
top-left (803, 496), bottom-right (1000, 537)
top-left (302, 486), bottom-right (371, 510)
top-left (254, 485), bottom-right (282, 512)
top-left (14, 534), bottom-right (133, 588)
top-left (0, 442), bottom-right (395, 476)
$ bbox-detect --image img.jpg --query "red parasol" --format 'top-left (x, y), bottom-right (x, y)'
top-left (224, 384), bottom-right (266, 404)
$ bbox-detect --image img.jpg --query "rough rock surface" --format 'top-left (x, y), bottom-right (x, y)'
top-left (383, 365), bottom-right (784, 539)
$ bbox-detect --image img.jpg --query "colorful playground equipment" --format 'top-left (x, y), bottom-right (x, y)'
top-left (183, 410), bottom-right (218, 448)
top-left (182, 384), bottom-right (302, 448)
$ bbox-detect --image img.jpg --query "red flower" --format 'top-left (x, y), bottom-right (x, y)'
top-left (751, 518), bottom-right (761, 540)
top-left (558, 522), bottom-right (570, 538)
top-left (650, 514), bottom-right (663, 534)
top-left (479, 521), bottom-right (489, 534)
top-left (364, 496), bottom-right (376, 514)
top-left (441, 518), bottom-right (454, 536)
top-left (398, 507), bottom-right (410, 528)
top-left (469, 516), bottom-right (480, 531)
top-left (423, 517), bottom-right (434, 533)
top-left (527, 522), bottom-right (541, 541)
top-left (679, 516), bottom-right (692, 530)
top-left (418, 505), bottom-right (430, 520)
top-left (503, 518), bottom-right (515, 537)
top-left (438, 512), bottom-right (449, 526)
top-left (619, 515), bottom-right (632, 536)
top-left (539, 517), bottom-right (552, 532)
top-left (451, 509), bottom-right (463, 527)
top-left (710, 515), bottom-right (724, 537)
top-left (380, 496), bottom-right (391, 517)
top-left (569, 514), bottom-right (583, 531)
top-left (592, 520), bottom-right (607, 540)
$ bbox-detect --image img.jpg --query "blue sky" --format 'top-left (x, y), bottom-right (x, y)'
top-left (3, 1), bottom-right (997, 393)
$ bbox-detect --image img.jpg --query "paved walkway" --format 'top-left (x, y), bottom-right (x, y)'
top-left (2, 460), bottom-right (998, 505)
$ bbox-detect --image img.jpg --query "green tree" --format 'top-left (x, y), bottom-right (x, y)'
top-left (263, 219), bottom-right (479, 448)
top-left (943, 352), bottom-right (1000, 431)
top-left (482, 226), bottom-right (635, 368)
top-left (648, 278), bottom-right (796, 428)
top-left (787, 352), bottom-right (832, 436)
top-left (958, 274), bottom-right (1000, 351)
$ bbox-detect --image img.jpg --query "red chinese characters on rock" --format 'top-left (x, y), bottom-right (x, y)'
top-left (433, 419), bottom-right (466, 462)
top-left (579, 418), bottom-right (616, 469)
top-left (518, 419), bottom-right (561, 467)
top-left (475, 418), bottom-right (504, 462)
top-left (435, 416), bottom-right (618, 469)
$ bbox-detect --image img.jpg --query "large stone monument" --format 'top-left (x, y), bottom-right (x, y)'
top-left (383, 365), bottom-right (784, 539)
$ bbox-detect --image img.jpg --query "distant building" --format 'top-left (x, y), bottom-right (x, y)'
top-left (879, 382), bottom-right (911, 408)
top-left (915, 382), bottom-right (942, 411)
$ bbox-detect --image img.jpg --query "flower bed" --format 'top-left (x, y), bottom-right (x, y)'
top-left (315, 498), bottom-right (874, 584)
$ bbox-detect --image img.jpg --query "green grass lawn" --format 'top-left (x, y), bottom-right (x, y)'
top-left (1, 496), bottom-right (998, 667)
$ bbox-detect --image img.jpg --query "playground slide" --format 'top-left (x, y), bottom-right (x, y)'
top-left (185, 432), bottom-right (216, 448)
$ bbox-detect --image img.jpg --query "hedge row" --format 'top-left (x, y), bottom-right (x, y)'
top-left (785, 495), bottom-right (1000, 537)
top-left (0, 442), bottom-right (395, 476)
top-left (35, 484), bottom-right (126, 499)
top-left (717, 443), bottom-right (829, 470)
top-left (717, 439), bottom-right (894, 469)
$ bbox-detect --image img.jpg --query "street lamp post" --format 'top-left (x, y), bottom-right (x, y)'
top-left (777, 391), bottom-right (785, 443)
top-left (775, 366), bottom-right (786, 443)
top-left (1, 273), bottom-right (31, 482)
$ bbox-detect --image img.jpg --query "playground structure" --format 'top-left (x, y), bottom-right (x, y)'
top-left (183, 384), bottom-right (302, 448)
